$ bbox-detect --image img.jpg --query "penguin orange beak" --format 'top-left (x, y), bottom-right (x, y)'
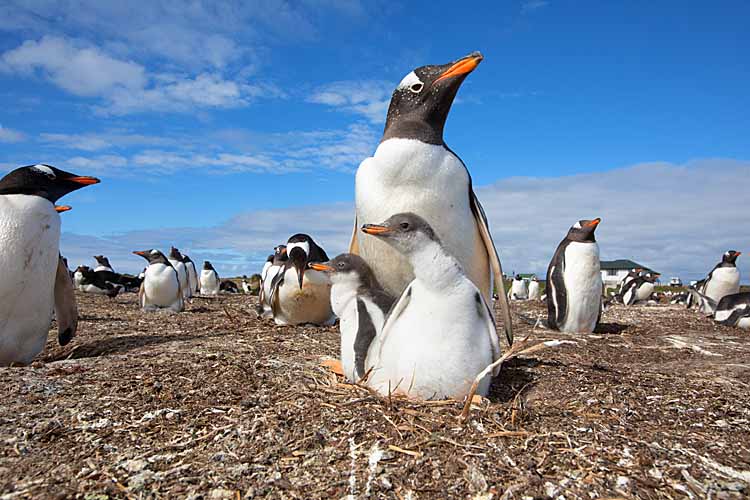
top-left (586, 218), bottom-right (602, 227)
top-left (133, 251), bottom-right (148, 257)
top-left (309, 263), bottom-right (334, 272)
top-left (434, 51), bottom-right (483, 84)
top-left (68, 176), bottom-right (100, 185)
top-left (361, 224), bottom-right (392, 236)
top-left (55, 205), bottom-right (72, 213)
top-left (737, 252), bottom-right (742, 257)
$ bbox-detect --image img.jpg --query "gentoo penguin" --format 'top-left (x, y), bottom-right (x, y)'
top-left (528, 275), bottom-right (541, 300)
top-left (349, 51), bottom-right (513, 346)
top-left (133, 249), bottom-right (184, 312)
top-left (181, 253), bottom-right (199, 296)
top-left (546, 218), bottom-right (603, 334)
top-left (168, 247), bottom-right (190, 299)
top-left (258, 245), bottom-right (287, 318)
top-left (241, 275), bottom-right (251, 294)
top-left (75, 266), bottom-right (120, 297)
top-left (0, 164), bottom-right (99, 365)
top-left (200, 260), bottom-right (220, 296)
top-left (621, 272), bottom-right (659, 306)
top-left (73, 265), bottom-right (87, 290)
top-left (696, 291), bottom-right (750, 328)
top-left (309, 254), bottom-right (395, 382)
top-left (220, 279), bottom-right (239, 293)
top-left (360, 213), bottom-right (501, 400)
top-left (617, 268), bottom-right (643, 299)
top-left (508, 275), bottom-right (529, 300)
top-left (268, 234), bottom-right (334, 326)
top-left (93, 255), bottom-right (114, 272)
top-left (699, 251), bottom-right (741, 314)
top-left (54, 255), bottom-right (78, 346)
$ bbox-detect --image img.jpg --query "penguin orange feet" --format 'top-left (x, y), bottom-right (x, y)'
top-left (321, 359), bottom-right (344, 376)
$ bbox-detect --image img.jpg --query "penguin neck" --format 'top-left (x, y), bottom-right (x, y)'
top-left (381, 119), bottom-right (444, 146)
top-left (408, 240), bottom-right (463, 290)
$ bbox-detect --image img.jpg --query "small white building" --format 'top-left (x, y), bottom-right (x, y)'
top-left (600, 259), bottom-right (659, 290)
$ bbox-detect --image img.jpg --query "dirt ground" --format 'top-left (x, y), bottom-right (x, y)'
top-left (2, 291), bottom-right (749, 499)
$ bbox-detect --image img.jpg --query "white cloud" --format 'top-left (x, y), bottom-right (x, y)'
top-left (308, 80), bottom-right (393, 124)
top-left (59, 158), bottom-right (750, 282)
top-left (0, 124), bottom-right (24, 143)
top-left (521, 0), bottom-right (550, 13)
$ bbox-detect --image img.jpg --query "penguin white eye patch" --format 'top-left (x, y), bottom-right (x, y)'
top-left (287, 241), bottom-right (310, 256)
top-left (31, 164), bottom-right (55, 178)
top-left (397, 71), bottom-right (424, 93)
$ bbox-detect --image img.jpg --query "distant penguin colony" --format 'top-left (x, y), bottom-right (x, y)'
top-left (2, 51), bottom-right (746, 407)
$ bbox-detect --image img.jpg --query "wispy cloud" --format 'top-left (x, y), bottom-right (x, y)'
top-left (60, 158), bottom-right (750, 282)
top-left (521, 0), bottom-right (550, 14)
top-left (0, 124), bottom-right (25, 143)
top-left (308, 80), bottom-right (393, 124)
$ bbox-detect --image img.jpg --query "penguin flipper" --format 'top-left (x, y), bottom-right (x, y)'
top-left (54, 255), bottom-right (78, 346)
top-left (547, 259), bottom-right (567, 330)
top-left (621, 279), bottom-right (640, 306)
top-left (717, 306), bottom-right (750, 326)
top-left (349, 215), bottom-right (359, 254)
top-left (354, 299), bottom-right (377, 380)
top-left (268, 267), bottom-right (286, 317)
top-left (469, 191), bottom-right (513, 347)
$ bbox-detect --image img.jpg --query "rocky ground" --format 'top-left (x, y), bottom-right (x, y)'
top-left (1, 291), bottom-right (749, 499)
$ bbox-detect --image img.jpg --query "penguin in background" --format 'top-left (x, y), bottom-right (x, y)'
top-left (359, 213), bottom-right (501, 400)
top-left (698, 251), bottom-right (742, 314)
top-left (181, 253), bottom-right (199, 296)
top-left (695, 291), bottom-right (750, 329)
top-left (508, 275), bottom-right (529, 300)
top-left (268, 234), bottom-right (334, 326)
top-left (0, 164), bottom-right (99, 365)
top-left (200, 260), bottom-right (220, 296)
top-left (546, 218), bottom-right (603, 334)
top-left (93, 255), bottom-right (114, 272)
top-left (75, 265), bottom-right (120, 298)
top-left (241, 275), bottom-right (252, 294)
top-left (528, 275), bottom-right (542, 300)
top-left (309, 254), bottom-right (395, 382)
top-left (258, 245), bottom-right (287, 318)
top-left (349, 51), bottom-right (513, 347)
top-left (621, 272), bottom-right (660, 306)
top-left (54, 254), bottom-right (78, 347)
top-left (168, 247), bottom-right (190, 299)
top-left (133, 249), bottom-right (184, 312)
top-left (616, 268), bottom-right (643, 300)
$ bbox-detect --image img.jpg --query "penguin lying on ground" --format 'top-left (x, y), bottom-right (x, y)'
top-left (691, 290), bottom-right (750, 328)
top-left (268, 234), bottom-right (334, 326)
top-left (350, 51), bottom-right (513, 347)
top-left (258, 245), bottom-right (287, 318)
top-left (200, 261), bottom-right (220, 296)
top-left (620, 272), bottom-right (660, 306)
top-left (697, 251), bottom-right (742, 314)
top-left (0, 164), bottom-right (99, 365)
top-left (220, 280), bottom-right (240, 293)
top-left (93, 255), bottom-right (114, 272)
top-left (360, 213), bottom-right (501, 400)
top-left (508, 275), bottom-right (529, 300)
top-left (75, 266), bottom-right (120, 297)
top-left (133, 249), bottom-right (184, 312)
top-left (309, 254), bottom-right (395, 382)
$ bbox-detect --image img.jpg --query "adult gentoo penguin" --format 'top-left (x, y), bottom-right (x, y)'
top-left (0, 164), bottom-right (99, 365)
top-left (546, 218), bottom-right (603, 334)
top-left (93, 255), bottom-right (114, 272)
top-left (621, 271), bottom-right (660, 306)
top-left (268, 234), bottom-right (334, 326)
top-left (528, 275), bottom-right (541, 300)
top-left (200, 260), bottom-right (220, 296)
top-left (360, 213), bottom-right (501, 399)
top-left (508, 275), bottom-right (529, 300)
top-left (699, 251), bottom-right (741, 314)
top-left (168, 247), bottom-right (190, 299)
top-left (349, 51), bottom-right (513, 346)
top-left (181, 253), bottom-right (199, 296)
top-left (696, 291), bottom-right (750, 329)
top-left (309, 254), bottom-right (395, 382)
top-left (258, 245), bottom-right (287, 318)
top-left (133, 249), bottom-right (184, 312)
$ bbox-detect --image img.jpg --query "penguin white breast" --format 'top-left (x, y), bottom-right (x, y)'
top-left (0, 195), bottom-right (60, 364)
top-left (511, 280), bottom-right (529, 299)
top-left (200, 270), bottom-right (220, 294)
top-left (560, 242), bottom-right (601, 333)
top-left (144, 264), bottom-right (181, 307)
top-left (635, 282), bottom-right (655, 301)
top-left (704, 267), bottom-right (740, 301)
top-left (528, 281), bottom-right (541, 299)
top-left (355, 139), bottom-right (488, 298)
top-left (275, 267), bottom-right (332, 325)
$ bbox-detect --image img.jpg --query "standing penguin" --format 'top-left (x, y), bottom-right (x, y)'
top-left (699, 251), bottom-right (741, 314)
top-left (133, 249), bottom-right (184, 312)
top-left (168, 247), bottom-right (190, 299)
top-left (528, 275), bottom-right (541, 300)
top-left (93, 255), bottom-right (114, 272)
top-left (268, 234), bottom-right (334, 326)
top-left (350, 51), bottom-right (513, 346)
top-left (181, 253), bottom-right (199, 296)
top-left (546, 218), bottom-right (603, 334)
top-left (360, 213), bottom-right (501, 400)
top-left (309, 254), bottom-right (395, 382)
top-left (0, 164), bottom-right (99, 365)
top-left (200, 261), bottom-right (220, 296)
top-left (258, 245), bottom-right (287, 318)
top-left (508, 275), bottom-right (529, 300)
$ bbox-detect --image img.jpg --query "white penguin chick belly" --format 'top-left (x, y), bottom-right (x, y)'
top-left (0, 195), bottom-right (59, 365)
top-left (200, 270), bottom-right (220, 296)
top-left (274, 268), bottom-right (333, 326)
top-left (355, 140), bottom-right (490, 300)
top-left (361, 213), bottom-right (500, 401)
top-left (560, 242), bottom-right (601, 333)
top-left (704, 267), bottom-right (740, 304)
top-left (144, 264), bottom-right (183, 311)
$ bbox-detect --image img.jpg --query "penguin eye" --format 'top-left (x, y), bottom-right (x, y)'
top-left (337, 262), bottom-right (345, 269)
top-left (409, 83), bottom-right (424, 93)
top-left (400, 222), bottom-right (410, 230)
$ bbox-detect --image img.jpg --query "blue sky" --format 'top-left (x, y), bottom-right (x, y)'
top-left (1, 0), bottom-right (749, 281)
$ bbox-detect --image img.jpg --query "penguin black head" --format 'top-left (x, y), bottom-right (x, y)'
top-left (203, 260), bottom-right (215, 271)
top-left (362, 212), bottom-right (439, 255)
top-left (382, 51), bottom-right (483, 145)
top-left (722, 250), bottom-right (741, 265)
top-left (274, 245), bottom-right (288, 261)
top-left (181, 254), bottom-right (194, 264)
top-left (0, 164), bottom-right (100, 202)
top-left (309, 253), bottom-right (381, 290)
top-left (514, 275), bottom-right (523, 281)
top-left (566, 218), bottom-right (601, 243)
top-left (94, 255), bottom-right (111, 267)
top-left (133, 249), bottom-right (169, 265)
top-left (169, 247), bottom-right (184, 260)
top-left (643, 272), bottom-right (660, 283)
top-left (286, 234), bottom-right (329, 289)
